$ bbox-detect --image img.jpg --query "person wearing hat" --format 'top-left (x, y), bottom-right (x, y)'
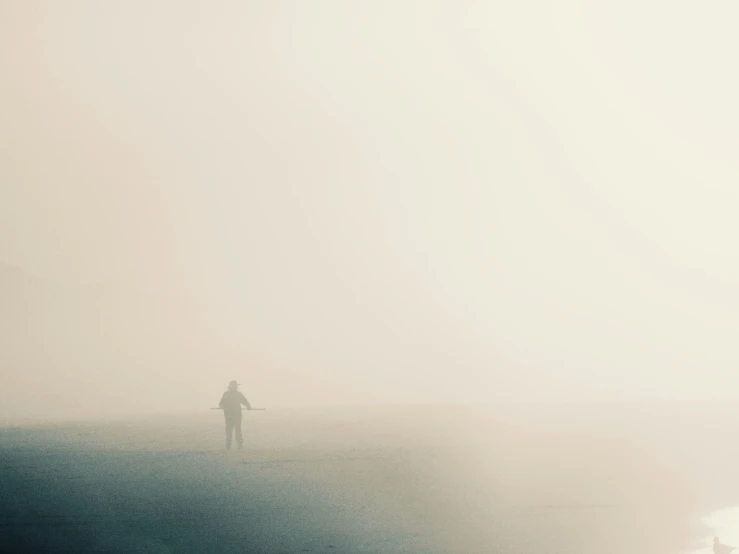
top-left (218, 380), bottom-right (252, 450)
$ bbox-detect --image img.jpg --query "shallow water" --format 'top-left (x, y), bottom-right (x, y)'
top-left (0, 406), bottom-right (708, 553)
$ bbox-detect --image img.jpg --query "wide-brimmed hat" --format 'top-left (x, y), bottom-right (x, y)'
top-left (228, 380), bottom-right (240, 388)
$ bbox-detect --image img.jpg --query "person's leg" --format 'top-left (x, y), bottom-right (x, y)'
top-left (234, 415), bottom-right (243, 449)
top-left (225, 417), bottom-right (234, 450)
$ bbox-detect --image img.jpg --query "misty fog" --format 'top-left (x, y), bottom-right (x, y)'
top-left (3, 1), bottom-right (739, 419)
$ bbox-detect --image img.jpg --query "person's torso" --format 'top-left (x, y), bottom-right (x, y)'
top-left (221, 390), bottom-right (245, 413)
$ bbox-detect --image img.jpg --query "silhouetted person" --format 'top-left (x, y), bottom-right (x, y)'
top-left (219, 380), bottom-right (251, 450)
top-left (715, 537), bottom-right (735, 554)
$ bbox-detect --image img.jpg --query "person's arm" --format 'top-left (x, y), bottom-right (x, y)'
top-left (219, 392), bottom-right (227, 409)
top-left (240, 393), bottom-right (252, 410)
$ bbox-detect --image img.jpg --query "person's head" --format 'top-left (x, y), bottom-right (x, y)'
top-left (228, 380), bottom-right (239, 391)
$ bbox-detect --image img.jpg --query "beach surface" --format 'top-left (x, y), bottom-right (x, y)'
top-left (0, 405), bottom-right (709, 553)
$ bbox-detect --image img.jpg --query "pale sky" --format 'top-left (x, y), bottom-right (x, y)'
top-left (2, 1), bottom-right (739, 415)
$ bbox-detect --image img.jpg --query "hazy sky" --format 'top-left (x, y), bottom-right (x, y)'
top-left (3, 1), bottom-right (739, 410)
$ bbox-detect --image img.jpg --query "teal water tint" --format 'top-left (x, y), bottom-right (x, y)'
top-left (0, 406), bottom-right (701, 553)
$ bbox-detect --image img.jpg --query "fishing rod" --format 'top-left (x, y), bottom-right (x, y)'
top-left (210, 407), bottom-right (266, 411)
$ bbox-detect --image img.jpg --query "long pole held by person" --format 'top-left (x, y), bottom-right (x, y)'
top-left (210, 408), bottom-right (265, 410)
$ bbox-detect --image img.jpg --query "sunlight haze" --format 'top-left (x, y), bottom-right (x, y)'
top-left (2, 1), bottom-right (738, 418)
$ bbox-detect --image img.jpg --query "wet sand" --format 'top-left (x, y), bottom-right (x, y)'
top-left (0, 406), bottom-right (704, 553)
